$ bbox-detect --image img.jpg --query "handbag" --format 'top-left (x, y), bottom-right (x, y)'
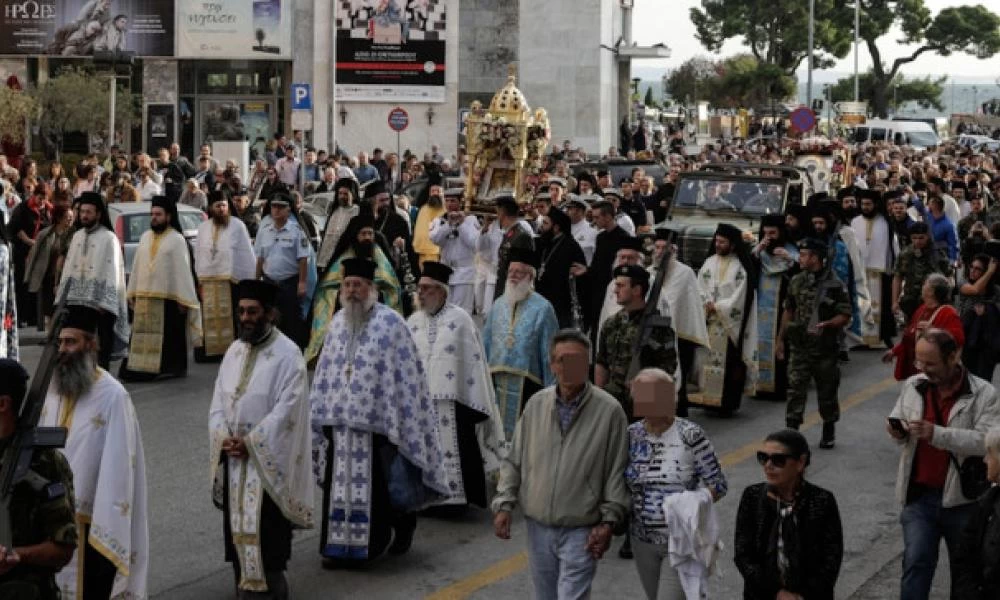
top-left (928, 386), bottom-right (990, 499)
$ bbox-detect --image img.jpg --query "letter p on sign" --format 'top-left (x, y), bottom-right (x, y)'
top-left (291, 84), bottom-right (312, 111)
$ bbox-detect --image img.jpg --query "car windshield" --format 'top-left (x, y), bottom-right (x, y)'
top-left (905, 131), bottom-right (938, 147)
top-left (123, 213), bottom-right (203, 243)
top-left (673, 178), bottom-right (785, 215)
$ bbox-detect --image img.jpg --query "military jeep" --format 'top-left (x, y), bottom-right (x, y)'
top-left (660, 164), bottom-right (808, 271)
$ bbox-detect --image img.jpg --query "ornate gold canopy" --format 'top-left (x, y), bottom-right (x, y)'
top-left (462, 65), bottom-right (550, 215)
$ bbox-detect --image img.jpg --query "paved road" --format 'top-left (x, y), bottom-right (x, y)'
top-left (16, 330), bottom-right (955, 599)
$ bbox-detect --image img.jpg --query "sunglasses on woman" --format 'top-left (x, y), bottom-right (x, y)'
top-left (756, 451), bottom-right (794, 468)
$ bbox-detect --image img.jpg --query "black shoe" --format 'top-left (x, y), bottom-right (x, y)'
top-left (388, 523), bottom-right (416, 555)
top-left (618, 537), bottom-right (633, 560)
top-left (819, 422), bottom-right (836, 449)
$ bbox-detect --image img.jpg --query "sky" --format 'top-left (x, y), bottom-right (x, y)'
top-left (631, 0), bottom-right (1000, 83)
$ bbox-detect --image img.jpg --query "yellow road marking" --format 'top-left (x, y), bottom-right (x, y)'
top-left (425, 376), bottom-right (897, 599)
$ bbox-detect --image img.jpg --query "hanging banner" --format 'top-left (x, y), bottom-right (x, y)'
top-left (144, 103), bottom-right (175, 154)
top-left (176, 0), bottom-right (292, 59)
top-left (0, 0), bottom-right (174, 56)
top-left (335, 0), bottom-right (446, 103)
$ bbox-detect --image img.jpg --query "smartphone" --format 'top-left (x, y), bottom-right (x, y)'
top-left (888, 417), bottom-right (907, 435)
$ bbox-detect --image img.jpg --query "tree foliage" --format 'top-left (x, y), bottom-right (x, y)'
top-left (850, 1), bottom-right (999, 116)
top-left (35, 66), bottom-right (137, 157)
top-left (828, 72), bottom-right (945, 115)
top-left (644, 86), bottom-right (656, 107)
top-left (690, 0), bottom-right (853, 74)
top-left (0, 86), bottom-right (39, 145)
top-left (665, 55), bottom-right (797, 109)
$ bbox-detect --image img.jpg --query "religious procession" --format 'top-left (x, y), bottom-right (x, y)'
top-left (3, 0), bottom-right (1000, 598)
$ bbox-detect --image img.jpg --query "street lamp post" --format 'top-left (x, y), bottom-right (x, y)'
top-left (807, 0), bottom-right (815, 108)
top-left (853, 0), bottom-right (860, 102)
top-left (973, 86), bottom-right (979, 114)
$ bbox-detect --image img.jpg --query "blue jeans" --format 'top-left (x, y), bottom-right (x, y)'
top-left (525, 518), bottom-right (597, 600)
top-left (899, 488), bottom-right (976, 600)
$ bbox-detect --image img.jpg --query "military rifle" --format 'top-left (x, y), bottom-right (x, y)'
top-left (625, 239), bottom-right (675, 383)
top-left (0, 295), bottom-right (70, 547)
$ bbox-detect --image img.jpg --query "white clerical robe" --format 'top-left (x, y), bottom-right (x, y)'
top-left (40, 370), bottom-right (148, 600)
top-left (195, 218), bottom-right (257, 355)
top-left (317, 205), bottom-right (360, 269)
top-left (126, 229), bottom-right (202, 372)
top-left (850, 214), bottom-right (892, 346)
top-left (210, 329), bottom-right (315, 592)
top-left (429, 215), bottom-right (479, 285)
top-left (57, 226), bottom-right (130, 358)
top-left (836, 224), bottom-right (874, 345)
top-left (571, 220), bottom-right (598, 265)
top-left (696, 254), bottom-right (758, 396)
top-left (652, 257), bottom-right (711, 349)
top-left (408, 304), bottom-right (505, 505)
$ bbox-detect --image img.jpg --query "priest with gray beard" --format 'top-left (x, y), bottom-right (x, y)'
top-left (482, 248), bottom-right (560, 439)
top-left (40, 304), bottom-right (149, 600)
top-left (310, 258), bottom-right (449, 567)
top-left (406, 262), bottom-right (505, 511)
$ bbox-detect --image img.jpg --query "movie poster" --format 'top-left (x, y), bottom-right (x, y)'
top-left (145, 103), bottom-right (174, 155)
top-left (335, 0), bottom-right (446, 103)
top-left (0, 0), bottom-right (174, 56)
top-left (176, 0), bottom-right (292, 59)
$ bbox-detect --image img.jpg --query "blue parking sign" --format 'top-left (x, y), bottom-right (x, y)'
top-left (291, 83), bottom-right (311, 111)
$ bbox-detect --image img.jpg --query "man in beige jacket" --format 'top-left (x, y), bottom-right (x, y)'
top-left (493, 328), bottom-right (630, 599)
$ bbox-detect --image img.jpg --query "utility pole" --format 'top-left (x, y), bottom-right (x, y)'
top-left (853, 0), bottom-right (860, 102)
top-left (807, 0), bottom-right (815, 108)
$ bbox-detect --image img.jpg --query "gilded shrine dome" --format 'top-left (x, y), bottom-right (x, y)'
top-left (489, 67), bottom-right (529, 119)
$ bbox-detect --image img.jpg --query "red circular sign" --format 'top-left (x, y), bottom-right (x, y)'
top-left (789, 106), bottom-right (817, 133)
top-left (388, 107), bottom-right (409, 132)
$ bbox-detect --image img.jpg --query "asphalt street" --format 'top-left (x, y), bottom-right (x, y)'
top-left (16, 329), bottom-right (954, 600)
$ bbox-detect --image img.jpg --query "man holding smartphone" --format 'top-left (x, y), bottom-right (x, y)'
top-left (886, 328), bottom-right (1000, 600)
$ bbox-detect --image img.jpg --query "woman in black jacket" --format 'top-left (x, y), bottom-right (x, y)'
top-left (953, 428), bottom-right (1000, 599)
top-left (734, 429), bottom-right (843, 600)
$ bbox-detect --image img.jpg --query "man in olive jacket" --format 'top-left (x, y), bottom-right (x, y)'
top-left (492, 328), bottom-right (630, 600)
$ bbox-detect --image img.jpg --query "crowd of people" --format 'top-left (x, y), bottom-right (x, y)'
top-left (0, 124), bottom-right (999, 599)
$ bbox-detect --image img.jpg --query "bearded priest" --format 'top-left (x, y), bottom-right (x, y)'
top-left (40, 304), bottom-right (149, 599)
top-left (119, 196), bottom-right (202, 381)
top-left (210, 279), bottom-right (314, 596)
top-left (482, 247), bottom-right (559, 439)
top-left (310, 258), bottom-right (450, 567)
top-left (407, 261), bottom-right (505, 509)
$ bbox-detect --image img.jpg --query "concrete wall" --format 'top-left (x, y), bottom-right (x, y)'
top-left (458, 0), bottom-right (518, 109)
top-left (516, 0), bottom-right (620, 154)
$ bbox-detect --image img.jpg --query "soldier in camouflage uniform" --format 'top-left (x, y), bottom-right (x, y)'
top-left (0, 359), bottom-right (77, 600)
top-left (777, 239), bottom-right (852, 449)
top-left (595, 264), bottom-right (678, 421)
top-left (892, 222), bottom-right (954, 321)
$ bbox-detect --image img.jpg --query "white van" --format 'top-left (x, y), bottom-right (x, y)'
top-left (851, 119), bottom-right (940, 149)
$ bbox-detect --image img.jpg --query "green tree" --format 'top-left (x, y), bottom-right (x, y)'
top-left (829, 72), bottom-right (946, 115)
top-left (644, 86), bottom-right (656, 107)
top-left (0, 85), bottom-right (39, 145)
top-left (690, 0), bottom-right (853, 75)
top-left (665, 56), bottom-right (722, 104)
top-left (35, 67), bottom-right (137, 160)
top-left (714, 54), bottom-right (798, 109)
top-left (853, 2), bottom-right (1000, 117)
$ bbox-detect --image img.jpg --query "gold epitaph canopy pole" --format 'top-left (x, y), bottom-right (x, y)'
top-left (463, 65), bottom-right (550, 216)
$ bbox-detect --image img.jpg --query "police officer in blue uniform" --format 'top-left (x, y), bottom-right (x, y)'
top-left (254, 192), bottom-right (310, 347)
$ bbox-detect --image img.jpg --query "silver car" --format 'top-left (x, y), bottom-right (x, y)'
top-left (106, 202), bottom-right (206, 280)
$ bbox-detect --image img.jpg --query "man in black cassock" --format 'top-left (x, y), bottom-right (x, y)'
top-left (534, 205), bottom-right (589, 330)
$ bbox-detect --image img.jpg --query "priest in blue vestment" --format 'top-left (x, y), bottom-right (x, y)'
top-left (483, 247), bottom-right (560, 438)
top-left (309, 257), bottom-right (450, 567)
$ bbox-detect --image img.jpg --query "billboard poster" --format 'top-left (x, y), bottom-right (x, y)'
top-left (335, 0), bottom-right (446, 103)
top-left (199, 100), bottom-right (272, 160)
top-left (176, 0), bottom-right (292, 59)
top-left (0, 0), bottom-right (174, 56)
top-left (145, 103), bottom-right (174, 154)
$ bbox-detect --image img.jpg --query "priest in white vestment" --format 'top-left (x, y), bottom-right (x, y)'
top-left (210, 280), bottom-right (314, 595)
top-left (428, 194), bottom-right (480, 315)
top-left (693, 224), bottom-right (757, 412)
top-left (56, 192), bottom-right (129, 369)
top-left (119, 196), bottom-right (202, 381)
top-left (828, 195), bottom-right (873, 347)
top-left (649, 228), bottom-right (711, 415)
top-left (407, 262), bottom-right (505, 509)
top-left (316, 178), bottom-right (361, 271)
top-left (195, 191), bottom-right (257, 361)
top-left (40, 305), bottom-right (148, 600)
top-left (850, 189), bottom-right (896, 348)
